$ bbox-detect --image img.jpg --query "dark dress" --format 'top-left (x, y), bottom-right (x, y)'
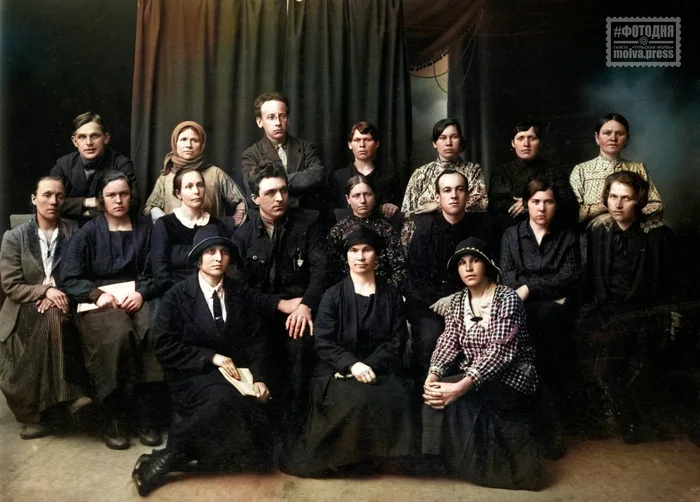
top-left (59, 214), bottom-right (159, 402)
top-left (154, 274), bottom-right (273, 470)
top-left (280, 277), bottom-right (416, 476)
top-left (422, 285), bottom-right (542, 491)
top-left (151, 213), bottom-right (227, 295)
top-left (330, 163), bottom-right (401, 211)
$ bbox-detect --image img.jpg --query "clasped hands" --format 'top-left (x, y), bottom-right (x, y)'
top-left (36, 286), bottom-right (69, 314)
top-left (349, 362), bottom-right (376, 384)
top-left (422, 373), bottom-right (472, 409)
top-left (212, 354), bottom-right (270, 402)
top-left (278, 297), bottom-right (313, 339)
top-left (96, 291), bottom-right (144, 313)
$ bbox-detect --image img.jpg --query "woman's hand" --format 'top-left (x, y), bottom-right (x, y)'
top-left (415, 201), bottom-right (439, 214)
top-left (45, 287), bottom-right (69, 313)
top-left (430, 293), bottom-right (456, 317)
top-left (119, 292), bottom-right (144, 313)
top-left (96, 293), bottom-right (119, 309)
top-left (515, 285), bottom-right (530, 301)
top-left (380, 203), bottom-right (400, 219)
top-left (36, 297), bottom-right (55, 314)
top-left (508, 197), bottom-right (526, 217)
top-left (212, 354), bottom-right (240, 380)
top-left (278, 297), bottom-right (303, 314)
top-left (423, 377), bottom-right (473, 409)
top-left (350, 362), bottom-right (376, 384)
top-left (253, 382), bottom-right (270, 402)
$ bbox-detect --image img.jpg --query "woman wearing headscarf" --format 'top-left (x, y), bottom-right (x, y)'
top-left (142, 121), bottom-right (247, 227)
top-left (422, 237), bottom-right (542, 490)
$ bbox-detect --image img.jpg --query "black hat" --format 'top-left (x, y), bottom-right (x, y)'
top-left (342, 225), bottom-right (385, 254)
top-left (446, 237), bottom-right (501, 279)
top-left (188, 225), bottom-right (239, 265)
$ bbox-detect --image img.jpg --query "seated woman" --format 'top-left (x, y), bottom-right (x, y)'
top-left (330, 121), bottom-right (401, 219)
top-left (132, 225), bottom-right (272, 496)
top-left (142, 120), bottom-right (247, 228)
top-left (0, 177), bottom-right (91, 439)
top-left (327, 175), bottom-right (406, 289)
top-left (401, 118), bottom-right (487, 217)
top-left (281, 226), bottom-right (416, 477)
top-left (569, 113), bottom-right (663, 229)
top-left (489, 121), bottom-right (576, 249)
top-left (60, 171), bottom-right (161, 450)
top-left (575, 171), bottom-right (675, 444)
top-left (500, 178), bottom-right (580, 458)
top-left (151, 168), bottom-right (229, 295)
top-left (422, 237), bottom-right (542, 491)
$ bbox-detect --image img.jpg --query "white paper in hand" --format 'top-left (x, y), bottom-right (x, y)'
top-left (218, 367), bottom-right (257, 396)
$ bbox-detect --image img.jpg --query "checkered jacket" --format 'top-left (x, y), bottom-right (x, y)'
top-left (429, 284), bottom-right (538, 395)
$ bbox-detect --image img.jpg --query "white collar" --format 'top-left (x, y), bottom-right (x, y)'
top-left (174, 207), bottom-right (211, 229)
top-left (198, 272), bottom-right (224, 297)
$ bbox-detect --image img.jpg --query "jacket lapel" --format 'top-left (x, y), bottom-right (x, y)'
top-left (286, 136), bottom-right (301, 174)
top-left (24, 218), bottom-right (45, 277)
top-left (181, 274), bottom-right (220, 337)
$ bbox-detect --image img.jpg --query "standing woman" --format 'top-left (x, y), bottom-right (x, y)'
top-left (281, 226), bottom-right (416, 477)
top-left (151, 168), bottom-right (228, 295)
top-left (569, 113), bottom-right (663, 228)
top-left (422, 237), bottom-right (541, 491)
top-left (401, 118), bottom-right (487, 217)
top-left (142, 121), bottom-right (247, 228)
top-left (60, 171), bottom-right (161, 450)
top-left (0, 177), bottom-right (91, 439)
top-left (327, 175), bottom-right (406, 289)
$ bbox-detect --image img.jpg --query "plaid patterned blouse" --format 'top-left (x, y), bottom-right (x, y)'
top-left (569, 155), bottom-right (664, 223)
top-left (401, 158), bottom-right (488, 216)
top-left (428, 284), bottom-right (538, 395)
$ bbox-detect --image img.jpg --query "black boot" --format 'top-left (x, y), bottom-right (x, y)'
top-left (103, 418), bottom-right (130, 450)
top-left (132, 449), bottom-right (179, 496)
top-left (136, 425), bottom-right (162, 447)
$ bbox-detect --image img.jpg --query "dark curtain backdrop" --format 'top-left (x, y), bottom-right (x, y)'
top-left (283, 0), bottom-right (412, 186)
top-left (131, 0), bottom-right (286, 193)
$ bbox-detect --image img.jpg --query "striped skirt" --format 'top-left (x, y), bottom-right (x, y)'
top-left (0, 304), bottom-right (86, 423)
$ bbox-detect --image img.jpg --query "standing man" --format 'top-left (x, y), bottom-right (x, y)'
top-left (51, 112), bottom-right (141, 223)
top-left (241, 92), bottom-right (325, 211)
top-left (232, 162), bottom-right (328, 436)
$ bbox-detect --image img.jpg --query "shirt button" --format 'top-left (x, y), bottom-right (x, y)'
top-left (252, 255), bottom-right (257, 260)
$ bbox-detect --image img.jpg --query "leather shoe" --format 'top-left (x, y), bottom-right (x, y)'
top-left (137, 426), bottom-right (162, 447)
top-left (132, 450), bottom-right (176, 496)
top-left (103, 419), bottom-right (130, 450)
top-left (20, 423), bottom-right (54, 440)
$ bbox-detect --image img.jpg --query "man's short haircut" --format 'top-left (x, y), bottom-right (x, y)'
top-left (33, 176), bottom-right (64, 196)
top-left (431, 118), bottom-right (466, 152)
top-left (345, 174), bottom-right (375, 197)
top-left (348, 121), bottom-right (379, 142)
top-left (96, 171), bottom-right (132, 208)
top-left (172, 168), bottom-right (205, 198)
top-left (602, 170), bottom-right (649, 211)
top-left (434, 169), bottom-right (469, 194)
top-left (512, 120), bottom-right (542, 141)
top-left (254, 92), bottom-right (290, 118)
top-left (73, 112), bottom-right (107, 134)
top-left (248, 161), bottom-right (288, 196)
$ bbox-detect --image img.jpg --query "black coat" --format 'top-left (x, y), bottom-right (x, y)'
top-left (231, 208), bottom-right (328, 314)
top-left (153, 273), bottom-right (269, 392)
top-left (330, 163), bottom-right (401, 210)
top-left (59, 214), bottom-right (157, 303)
top-left (50, 149), bottom-right (141, 221)
top-left (313, 276), bottom-right (408, 376)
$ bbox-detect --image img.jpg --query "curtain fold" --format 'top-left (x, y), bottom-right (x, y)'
top-left (131, 0), bottom-right (286, 193)
top-left (283, 0), bottom-right (412, 187)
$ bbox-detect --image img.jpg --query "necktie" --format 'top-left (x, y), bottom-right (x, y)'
top-left (276, 143), bottom-right (288, 169)
top-left (212, 290), bottom-right (225, 331)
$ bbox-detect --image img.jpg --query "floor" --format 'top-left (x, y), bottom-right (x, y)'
top-left (2, 399), bottom-right (700, 502)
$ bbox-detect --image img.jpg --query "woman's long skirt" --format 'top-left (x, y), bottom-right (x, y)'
top-left (422, 376), bottom-right (542, 491)
top-left (0, 304), bottom-right (86, 423)
top-left (280, 374), bottom-right (417, 477)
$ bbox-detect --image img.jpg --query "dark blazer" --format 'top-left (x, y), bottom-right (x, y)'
top-left (241, 135), bottom-right (325, 209)
top-left (59, 214), bottom-right (157, 303)
top-left (50, 148), bottom-right (141, 220)
top-left (313, 276), bottom-right (408, 376)
top-left (232, 207), bottom-right (328, 314)
top-left (153, 273), bottom-right (269, 394)
top-left (0, 217), bottom-right (77, 341)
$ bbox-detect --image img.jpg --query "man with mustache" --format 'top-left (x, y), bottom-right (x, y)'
top-left (50, 112), bottom-right (141, 223)
top-left (232, 162), bottom-right (328, 441)
top-left (404, 169), bottom-right (488, 378)
top-left (242, 92), bottom-right (325, 212)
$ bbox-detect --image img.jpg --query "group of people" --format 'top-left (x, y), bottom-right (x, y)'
top-left (0, 91), bottom-right (691, 495)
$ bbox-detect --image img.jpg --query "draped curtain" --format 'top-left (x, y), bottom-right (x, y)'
top-left (131, 0), bottom-right (412, 193)
top-left (131, 0), bottom-right (286, 194)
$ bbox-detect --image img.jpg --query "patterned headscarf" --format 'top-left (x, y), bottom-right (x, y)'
top-left (161, 120), bottom-right (209, 175)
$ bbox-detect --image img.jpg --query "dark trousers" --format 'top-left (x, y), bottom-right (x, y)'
top-left (407, 307), bottom-right (445, 378)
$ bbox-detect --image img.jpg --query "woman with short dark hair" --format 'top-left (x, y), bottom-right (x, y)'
top-left (401, 118), bottom-right (487, 217)
top-left (422, 237), bottom-right (542, 490)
